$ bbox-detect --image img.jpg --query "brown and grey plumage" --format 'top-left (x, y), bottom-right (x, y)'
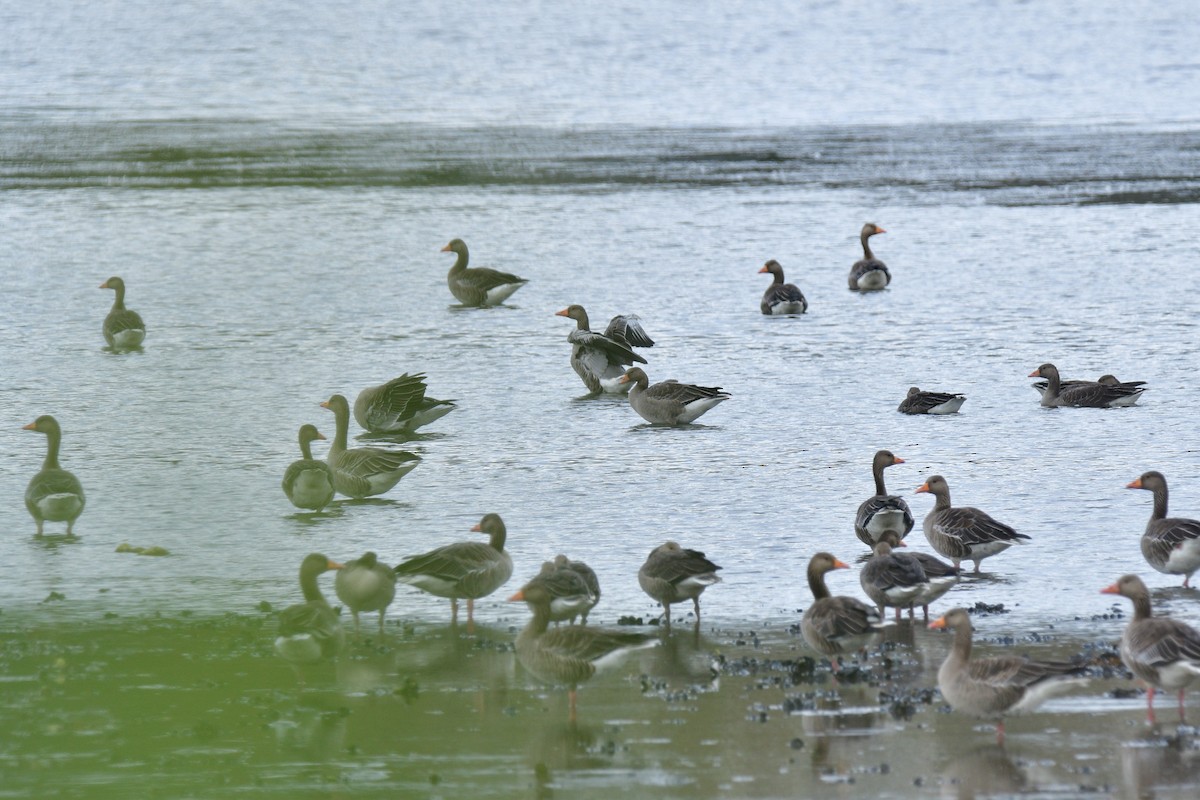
top-left (801, 552), bottom-right (886, 671)
top-left (758, 259), bottom-right (807, 315)
top-left (393, 513), bottom-right (514, 631)
top-left (1032, 373), bottom-right (1146, 401)
top-left (929, 608), bottom-right (1089, 744)
top-left (860, 532), bottom-right (960, 619)
top-left (556, 305), bottom-right (651, 394)
top-left (275, 553), bottom-right (345, 665)
top-left (1126, 471), bottom-right (1200, 588)
top-left (335, 551), bottom-right (397, 637)
top-left (353, 373), bottom-right (456, 434)
top-left (1101, 574), bottom-right (1200, 725)
top-left (440, 238), bottom-right (528, 307)
top-left (855, 450), bottom-right (915, 546)
top-left (281, 424), bottom-right (335, 512)
top-left (23, 415), bottom-right (85, 537)
top-left (99, 276), bottom-right (146, 350)
top-left (915, 475), bottom-right (1029, 574)
top-left (319, 394), bottom-right (420, 498)
top-left (638, 541), bottom-right (722, 626)
top-left (847, 222), bottom-right (890, 290)
top-left (898, 387), bottom-right (966, 415)
top-left (554, 555), bottom-right (601, 624)
top-left (1029, 363), bottom-right (1144, 408)
top-left (619, 367), bottom-right (731, 425)
top-left (519, 559), bottom-right (597, 625)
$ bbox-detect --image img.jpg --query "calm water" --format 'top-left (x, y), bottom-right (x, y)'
top-left (2, 0), bottom-right (1200, 796)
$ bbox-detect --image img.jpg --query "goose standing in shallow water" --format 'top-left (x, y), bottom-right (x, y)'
top-left (320, 394), bottom-right (420, 498)
top-left (860, 532), bottom-right (960, 619)
top-left (801, 553), bottom-right (887, 672)
top-left (440, 238), bottom-right (528, 307)
top-left (915, 475), bottom-right (1030, 574)
top-left (23, 415), bottom-right (85, 536)
top-left (898, 387), bottom-right (966, 415)
top-left (638, 541), bottom-right (722, 627)
top-left (847, 223), bottom-right (890, 290)
top-left (1029, 363), bottom-right (1144, 408)
top-left (353, 373), bottom-right (457, 434)
top-left (1126, 471), bottom-right (1200, 588)
top-left (99, 276), bottom-right (146, 350)
top-left (619, 367), bottom-right (730, 425)
top-left (335, 552), bottom-right (396, 637)
top-left (281, 424), bottom-right (335, 512)
top-left (855, 449), bottom-right (914, 547)
top-left (556, 305), bottom-right (653, 394)
top-left (758, 259), bottom-right (807, 315)
top-left (275, 553), bottom-right (345, 665)
top-left (518, 559), bottom-right (598, 625)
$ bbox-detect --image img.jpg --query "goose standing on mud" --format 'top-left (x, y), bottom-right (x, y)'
top-left (915, 475), bottom-right (1030, 574)
top-left (619, 367), bottom-right (730, 425)
top-left (801, 552), bottom-right (887, 672)
top-left (556, 305), bottom-right (654, 394)
top-left (847, 223), bottom-right (890, 291)
top-left (275, 553), bottom-right (345, 665)
top-left (335, 552), bottom-right (397, 637)
top-left (440, 238), bottom-right (528, 307)
top-left (638, 541), bottom-right (722, 627)
top-left (758, 259), bottom-right (807, 315)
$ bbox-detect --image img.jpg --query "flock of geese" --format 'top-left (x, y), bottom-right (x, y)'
top-left (19, 228), bottom-right (1200, 735)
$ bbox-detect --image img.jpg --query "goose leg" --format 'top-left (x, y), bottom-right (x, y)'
top-left (693, 597), bottom-right (701, 621)
top-left (568, 688), bottom-right (578, 724)
top-left (450, 598), bottom-right (459, 625)
top-left (1146, 685), bottom-right (1157, 726)
top-left (1178, 689), bottom-right (1187, 723)
top-left (995, 719), bottom-right (1006, 746)
top-left (35, 519), bottom-right (44, 537)
top-left (377, 612), bottom-right (386, 638)
top-left (467, 598), bottom-right (475, 634)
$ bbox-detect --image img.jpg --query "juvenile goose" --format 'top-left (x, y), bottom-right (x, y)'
top-left (281, 424), bottom-right (335, 512)
top-left (1126, 472), bottom-right (1200, 588)
top-left (23, 415), bottom-right (85, 536)
top-left (929, 608), bottom-right (1089, 744)
top-left (916, 475), bottom-right (1030, 574)
top-left (801, 552), bottom-right (887, 671)
top-left (556, 305), bottom-right (652, 394)
top-left (619, 367), bottom-right (731, 425)
top-left (758, 259), bottom-right (808, 315)
top-left (516, 559), bottom-right (597, 625)
top-left (394, 513), bottom-right (514, 632)
top-left (855, 449), bottom-right (915, 547)
top-left (847, 222), bottom-right (890, 290)
top-left (274, 553), bottom-right (345, 665)
top-left (638, 541), bottom-right (722, 627)
top-left (320, 394), bottom-right (420, 498)
top-left (1029, 363), bottom-right (1144, 408)
top-left (335, 552), bottom-right (397, 637)
top-left (1101, 574), bottom-right (1200, 725)
top-left (898, 387), bottom-right (967, 415)
top-left (99, 276), bottom-right (146, 349)
top-left (353, 373), bottom-right (457, 434)
top-left (440, 238), bottom-right (528, 306)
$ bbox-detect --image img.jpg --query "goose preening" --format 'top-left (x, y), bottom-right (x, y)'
top-left (929, 608), bottom-right (1089, 744)
top-left (1029, 363), bottom-right (1144, 408)
top-left (335, 552), bottom-right (397, 637)
top-left (553, 554), bottom-right (601, 624)
top-left (99, 276), bottom-right (146, 350)
top-left (393, 513), bottom-right (514, 632)
top-left (440, 238), bottom-right (528, 307)
top-left (801, 553), bottom-right (887, 672)
top-left (847, 223), bottom-right (890, 291)
top-left (1126, 472), bottom-right (1200, 588)
top-left (855, 449), bottom-right (915, 547)
top-left (758, 259), bottom-right (807, 315)
top-left (1101, 574), bottom-right (1200, 725)
top-left (1032, 373), bottom-right (1146, 402)
top-left (518, 558), bottom-right (598, 625)
top-left (859, 532), bottom-right (960, 619)
top-left (898, 387), bottom-right (967, 415)
top-left (619, 367), bottom-right (731, 425)
top-left (281, 424), bottom-right (335, 512)
top-left (274, 553), bottom-right (345, 665)
top-left (23, 415), bottom-right (85, 537)
top-left (638, 541), bottom-right (722, 627)
top-left (915, 475), bottom-right (1030, 574)
top-left (320, 394), bottom-right (420, 498)
top-left (352, 373), bottom-right (457, 434)
top-left (556, 305), bottom-right (653, 394)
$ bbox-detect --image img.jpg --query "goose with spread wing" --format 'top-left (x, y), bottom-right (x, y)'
top-left (353, 372), bottom-right (457, 433)
top-left (556, 305), bottom-right (653, 394)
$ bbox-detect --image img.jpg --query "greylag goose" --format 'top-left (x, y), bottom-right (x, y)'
top-left (393, 513), bottom-right (514, 632)
top-left (516, 559), bottom-right (597, 625)
top-left (1101, 574), bottom-right (1200, 724)
top-left (619, 367), bottom-right (731, 425)
top-left (556, 305), bottom-right (652, 394)
top-left (898, 387), bottom-right (966, 415)
top-left (1029, 363), bottom-right (1144, 408)
top-left (353, 373), bottom-right (457, 434)
top-left (1126, 472), bottom-right (1200, 588)
top-left (440, 238), bottom-right (528, 307)
top-left (638, 541), bottom-right (722, 626)
top-left (99, 276), bottom-right (146, 350)
top-left (1032, 373), bottom-right (1146, 401)
top-left (554, 554), bottom-right (601, 623)
top-left (855, 449), bottom-right (915, 546)
top-left (509, 578), bottom-right (655, 722)
top-left (23, 415), bottom-right (85, 536)
top-left (274, 553), bottom-right (345, 664)
top-left (281, 424), bottom-right (335, 512)
top-left (915, 475), bottom-right (1030, 574)
top-left (319, 394), bottom-right (420, 498)
top-left (860, 531), bottom-right (960, 619)
top-left (847, 222), bottom-right (890, 290)
top-left (929, 608), bottom-right (1089, 744)
top-left (801, 552), bottom-right (887, 671)
top-left (335, 551), bottom-right (397, 637)
top-left (758, 259), bottom-right (808, 315)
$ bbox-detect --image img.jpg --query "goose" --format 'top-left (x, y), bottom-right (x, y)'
top-left (1032, 373), bottom-right (1145, 401)
top-left (898, 387), bottom-right (967, 415)
top-left (440, 238), bottom-right (528, 306)
top-left (23, 415), bottom-right (85, 536)
top-left (274, 553), bottom-right (345, 664)
top-left (281, 424), bottom-right (335, 512)
top-left (758, 259), bottom-right (807, 315)
top-left (855, 449), bottom-right (915, 546)
top-left (556, 305), bottom-right (652, 394)
top-left (516, 558), bottom-right (597, 625)
top-left (335, 551), bottom-right (397, 637)
top-left (637, 541), bottom-right (722, 626)
top-left (99, 276), bottom-right (146, 349)
top-left (915, 475), bottom-right (1029, 574)
top-left (319, 394), bottom-right (420, 498)
top-left (1101, 574), bottom-right (1200, 725)
top-left (847, 223), bottom-right (890, 290)
top-left (1126, 471), bottom-right (1200, 588)
top-left (929, 608), bottom-right (1089, 744)
top-left (393, 513), bottom-right (514, 632)
top-left (353, 372), bottom-right (457, 433)
top-left (618, 367), bottom-right (730, 425)
top-left (1029, 363), bottom-right (1144, 408)
top-left (861, 531), bottom-right (960, 619)
top-left (801, 552), bottom-right (887, 671)
top-left (554, 554), bottom-right (601, 624)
